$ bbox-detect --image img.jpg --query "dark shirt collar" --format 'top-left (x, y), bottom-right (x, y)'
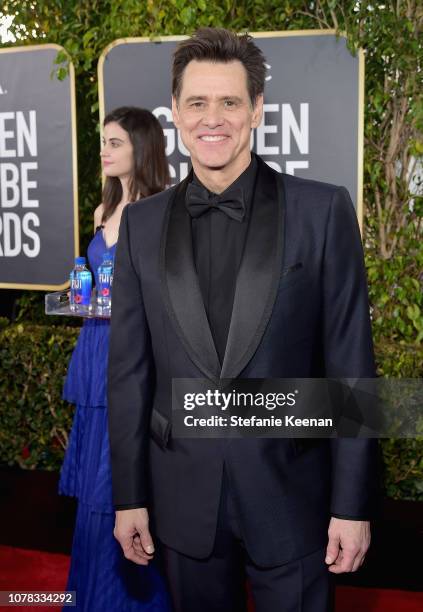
top-left (191, 154), bottom-right (257, 215)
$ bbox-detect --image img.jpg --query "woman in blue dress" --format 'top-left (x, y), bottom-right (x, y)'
top-left (59, 107), bottom-right (171, 612)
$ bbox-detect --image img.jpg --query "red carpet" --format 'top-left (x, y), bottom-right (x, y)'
top-left (334, 586), bottom-right (423, 611)
top-left (0, 545), bottom-right (422, 611)
top-left (0, 546), bottom-right (71, 611)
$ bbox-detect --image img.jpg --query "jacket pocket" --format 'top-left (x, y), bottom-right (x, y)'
top-left (150, 408), bottom-right (171, 449)
top-left (278, 262), bottom-right (305, 292)
top-left (281, 262), bottom-right (303, 278)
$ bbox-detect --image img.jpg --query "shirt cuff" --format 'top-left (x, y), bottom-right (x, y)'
top-left (331, 513), bottom-right (370, 521)
top-left (114, 502), bottom-right (148, 511)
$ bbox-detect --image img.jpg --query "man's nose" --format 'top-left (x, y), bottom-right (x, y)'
top-left (202, 104), bottom-right (224, 128)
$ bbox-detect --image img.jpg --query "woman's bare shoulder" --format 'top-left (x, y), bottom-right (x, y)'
top-left (94, 203), bottom-right (104, 224)
top-left (93, 203), bottom-right (104, 232)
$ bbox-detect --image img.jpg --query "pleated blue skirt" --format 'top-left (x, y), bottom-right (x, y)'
top-left (59, 319), bottom-right (171, 611)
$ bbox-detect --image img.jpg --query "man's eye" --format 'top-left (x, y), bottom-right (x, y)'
top-left (191, 101), bottom-right (204, 108)
top-left (111, 142), bottom-right (120, 147)
top-left (224, 100), bottom-right (235, 107)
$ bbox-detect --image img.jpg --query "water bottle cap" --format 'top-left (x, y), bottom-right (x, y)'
top-left (75, 256), bottom-right (86, 265)
top-left (102, 251), bottom-right (113, 261)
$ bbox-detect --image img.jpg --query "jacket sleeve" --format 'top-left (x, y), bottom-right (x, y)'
top-left (107, 204), bottom-right (154, 509)
top-left (322, 187), bottom-right (379, 519)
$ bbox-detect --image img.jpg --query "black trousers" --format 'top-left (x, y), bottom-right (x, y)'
top-left (159, 469), bottom-right (334, 612)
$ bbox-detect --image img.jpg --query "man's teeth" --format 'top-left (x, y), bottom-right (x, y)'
top-left (200, 135), bottom-right (226, 142)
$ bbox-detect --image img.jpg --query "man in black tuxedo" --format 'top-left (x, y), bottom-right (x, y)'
top-left (108, 27), bottom-right (377, 612)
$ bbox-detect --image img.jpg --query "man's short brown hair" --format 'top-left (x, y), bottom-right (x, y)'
top-left (172, 27), bottom-right (266, 106)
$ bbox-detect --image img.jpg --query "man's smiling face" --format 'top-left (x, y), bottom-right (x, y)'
top-left (172, 60), bottom-right (263, 181)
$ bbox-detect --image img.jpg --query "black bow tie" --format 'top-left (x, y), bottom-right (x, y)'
top-left (185, 183), bottom-right (246, 222)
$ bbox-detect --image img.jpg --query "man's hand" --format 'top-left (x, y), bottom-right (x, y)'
top-left (114, 508), bottom-right (155, 565)
top-left (325, 517), bottom-right (370, 573)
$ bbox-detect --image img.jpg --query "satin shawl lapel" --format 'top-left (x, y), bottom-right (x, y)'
top-left (160, 174), bottom-right (221, 382)
top-left (220, 158), bottom-right (285, 379)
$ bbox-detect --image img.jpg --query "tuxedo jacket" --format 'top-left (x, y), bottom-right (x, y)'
top-left (108, 156), bottom-right (378, 567)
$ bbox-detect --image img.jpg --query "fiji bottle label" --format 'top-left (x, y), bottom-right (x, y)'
top-left (98, 270), bottom-right (113, 298)
top-left (71, 271), bottom-right (92, 305)
top-left (97, 257), bottom-right (114, 306)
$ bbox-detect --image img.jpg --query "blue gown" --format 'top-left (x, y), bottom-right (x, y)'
top-left (59, 229), bottom-right (171, 612)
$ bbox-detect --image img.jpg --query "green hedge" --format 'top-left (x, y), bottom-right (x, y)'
top-left (373, 342), bottom-right (423, 500)
top-left (0, 318), bottom-right (422, 500)
top-left (0, 320), bottom-right (79, 470)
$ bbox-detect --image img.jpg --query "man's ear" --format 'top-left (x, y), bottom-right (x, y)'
top-left (172, 96), bottom-right (180, 128)
top-left (251, 93), bottom-right (264, 129)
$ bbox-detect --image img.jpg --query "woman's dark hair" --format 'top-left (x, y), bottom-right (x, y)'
top-left (172, 28), bottom-right (266, 106)
top-left (101, 106), bottom-right (169, 222)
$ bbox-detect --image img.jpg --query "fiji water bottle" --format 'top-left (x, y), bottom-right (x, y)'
top-left (70, 256), bottom-right (92, 314)
top-left (97, 251), bottom-right (114, 314)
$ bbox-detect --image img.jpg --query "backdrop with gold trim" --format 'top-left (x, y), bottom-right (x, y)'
top-left (99, 32), bottom-right (363, 220)
top-left (0, 45), bottom-right (78, 290)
